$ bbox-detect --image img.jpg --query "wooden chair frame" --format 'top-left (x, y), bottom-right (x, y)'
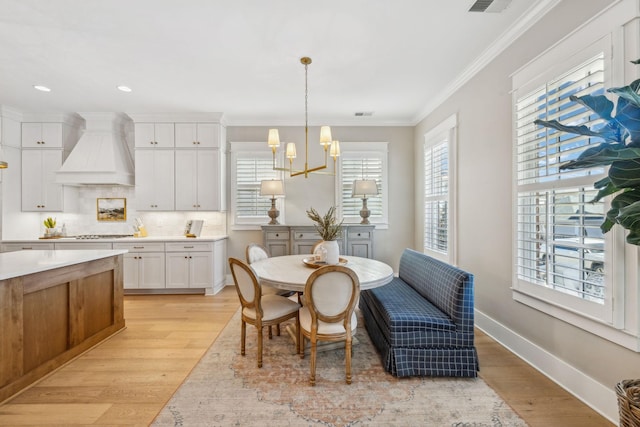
top-left (299, 265), bottom-right (360, 385)
top-left (229, 257), bottom-right (300, 368)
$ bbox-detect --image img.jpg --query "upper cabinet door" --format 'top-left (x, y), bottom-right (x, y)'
top-left (174, 124), bottom-right (198, 148)
top-left (22, 123), bottom-right (63, 148)
top-left (174, 123), bottom-right (219, 148)
top-left (194, 123), bottom-right (219, 148)
top-left (134, 123), bottom-right (174, 148)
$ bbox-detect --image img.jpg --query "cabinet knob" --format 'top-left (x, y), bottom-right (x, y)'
top-left (358, 233), bottom-right (361, 236)
top-left (193, 141), bottom-right (197, 145)
top-left (184, 256), bottom-right (188, 259)
top-left (275, 233), bottom-right (279, 237)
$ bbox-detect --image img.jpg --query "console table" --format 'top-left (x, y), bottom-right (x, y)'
top-left (261, 224), bottom-right (374, 258)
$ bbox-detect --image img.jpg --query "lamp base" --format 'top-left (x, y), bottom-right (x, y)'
top-left (359, 198), bottom-right (371, 224)
top-left (268, 198), bottom-right (280, 225)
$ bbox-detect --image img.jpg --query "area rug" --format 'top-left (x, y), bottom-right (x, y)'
top-left (152, 310), bottom-right (527, 426)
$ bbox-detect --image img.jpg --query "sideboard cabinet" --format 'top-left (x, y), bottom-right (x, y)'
top-left (262, 225), bottom-right (374, 258)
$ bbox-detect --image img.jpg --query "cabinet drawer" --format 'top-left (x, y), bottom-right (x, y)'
top-left (348, 231), bottom-right (371, 240)
top-left (2, 242), bottom-right (55, 252)
top-left (165, 242), bottom-right (213, 252)
top-left (266, 231), bottom-right (289, 240)
top-left (55, 242), bottom-right (113, 250)
top-left (293, 231), bottom-right (321, 241)
top-left (113, 242), bottom-right (165, 252)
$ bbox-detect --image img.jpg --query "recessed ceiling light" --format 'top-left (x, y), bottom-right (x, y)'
top-left (117, 85), bottom-right (132, 92)
top-left (33, 85), bottom-right (51, 92)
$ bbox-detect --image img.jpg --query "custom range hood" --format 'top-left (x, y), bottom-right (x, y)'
top-left (56, 112), bottom-right (134, 186)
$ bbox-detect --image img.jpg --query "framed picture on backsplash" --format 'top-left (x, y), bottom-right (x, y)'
top-left (97, 198), bottom-right (127, 221)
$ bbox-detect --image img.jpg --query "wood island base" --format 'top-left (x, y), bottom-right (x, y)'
top-left (0, 254), bottom-right (125, 403)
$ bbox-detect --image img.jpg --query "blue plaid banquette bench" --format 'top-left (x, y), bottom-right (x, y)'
top-left (359, 248), bottom-right (479, 377)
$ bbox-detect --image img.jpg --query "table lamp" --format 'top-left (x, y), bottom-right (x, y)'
top-left (352, 179), bottom-right (379, 224)
top-left (260, 179), bottom-right (285, 225)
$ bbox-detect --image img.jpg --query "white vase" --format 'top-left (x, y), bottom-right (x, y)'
top-left (322, 240), bottom-right (340, 265)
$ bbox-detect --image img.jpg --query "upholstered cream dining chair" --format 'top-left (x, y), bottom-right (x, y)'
top-left (245, 243), bottom-right (291, 337)
top-left (229, 257), bottom-right (301, 368)
top-left (298, 265), bottom-right (360, 385)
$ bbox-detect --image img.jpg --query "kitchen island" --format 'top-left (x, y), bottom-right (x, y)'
top-left (0, 249), bottom-right (127, 402)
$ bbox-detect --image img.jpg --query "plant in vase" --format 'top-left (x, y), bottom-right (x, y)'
top-left (306, 206), bottom-right (343, 264)
top-left (43, 217), bottom-right (57, 237)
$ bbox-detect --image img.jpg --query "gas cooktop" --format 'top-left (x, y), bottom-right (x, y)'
top-left (74, 234), bottom-right (134, 240)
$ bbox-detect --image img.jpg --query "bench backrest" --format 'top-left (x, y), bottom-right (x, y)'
top-left (398, 248), bottom-right (474, 330)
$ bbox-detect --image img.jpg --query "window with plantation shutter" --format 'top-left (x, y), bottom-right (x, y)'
top-left (336, 142), bottom-right (388, 226)
top-left (231, 142), bottom-right (283, 227)
top-left (424, 141), bottom-right (448, 253)
top-left (512, 38), bottom-right (622, 328)
top-left (423, 114), bottom-right (457, 263)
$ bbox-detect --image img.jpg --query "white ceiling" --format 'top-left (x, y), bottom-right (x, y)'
top-left (0, 0), bottom-right (553, 126)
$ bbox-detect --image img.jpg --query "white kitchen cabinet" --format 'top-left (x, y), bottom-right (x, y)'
top-left (21, 149), bottom-right (64, 211)
top-left (114, 242), bottom-right (166, 289)
top-left (21, 123), bottom-right (63, 148)
top-left (135, 149), bottom-right (175, 210)
top-left (165, 242), bottom-right (213, 289)
top-left (134, 123), bottom-right (175, 148)
top-left (174, 149), bottom-right (220, 211)
top-left (174, 123), bottom-right (220, 148)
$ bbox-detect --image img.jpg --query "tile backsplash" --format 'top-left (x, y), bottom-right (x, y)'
top-left (4, 185), bottom-right (227, 239)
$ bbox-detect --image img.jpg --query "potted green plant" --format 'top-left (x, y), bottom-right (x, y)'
top-left (534, 58), bottom-right (640, 245)
top-left (306, 206), bottom-right (343, 264)
top-left (43, 217), bottom-right (57, 237)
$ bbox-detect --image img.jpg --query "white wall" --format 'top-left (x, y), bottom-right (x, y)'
top-left (225, 125), bottom-right (415, 269)
top-left (414, 0), bottom-right (634, 421)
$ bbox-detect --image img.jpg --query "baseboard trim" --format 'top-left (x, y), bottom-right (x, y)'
top-left (475, 309), bottom-right (619, 424)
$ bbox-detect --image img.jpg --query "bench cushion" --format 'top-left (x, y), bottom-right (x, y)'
top-left (360, 278), bottom-right (473, 348)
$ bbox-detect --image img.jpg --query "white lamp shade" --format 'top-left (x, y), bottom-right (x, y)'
top-left (319, 126), bottom-right (332, 146)
top-left (329, 140), bottom-right (340, 158)
top-left (268, 129), bottom-right (280, 148)
top-left (352, 179), bottom-right (378, 198)
top-left (285, 142), bottom-right (297, 159)
top-left (260, 179), bottom-right (285, 197)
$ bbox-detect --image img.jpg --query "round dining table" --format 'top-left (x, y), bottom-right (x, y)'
top-left (249, 254), bottom-right (394, 292)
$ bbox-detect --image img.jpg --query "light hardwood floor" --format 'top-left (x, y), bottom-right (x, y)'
top-left (0, 286), bottom-right (614, 426)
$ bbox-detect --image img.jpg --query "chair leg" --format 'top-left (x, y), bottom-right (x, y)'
top-left (309, 338), bottom-right (317, 386)
top-left (276, 324), bottom-right (281, 336)
top-left (257, 325), bottom-right (263, 368)
top-left (299, 326), bottom-right (305, 359)
top-left (241, 320), bottom-right (246, 356)
top-left (345, 337), bottom-right (352, 384)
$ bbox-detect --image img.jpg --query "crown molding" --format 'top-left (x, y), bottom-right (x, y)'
top-left (412, 0), bottom-right (562, 125)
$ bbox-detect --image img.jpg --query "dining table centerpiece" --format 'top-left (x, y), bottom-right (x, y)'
top-left (306, 206), bottom-right (343, 264)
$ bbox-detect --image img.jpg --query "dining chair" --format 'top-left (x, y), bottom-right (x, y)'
top-left (245, 243), bottom-right (290, 337)
top-left (298, 265), bottom-right (360, 385)
top-left (229, 257), bottom-right (301, 368)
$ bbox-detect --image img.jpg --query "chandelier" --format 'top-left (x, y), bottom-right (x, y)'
top-left (267, 57), bottom-right (340, 178)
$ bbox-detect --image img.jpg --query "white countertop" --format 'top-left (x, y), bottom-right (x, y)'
top-left (0, 249), bottom-right (128, 281)
top-left (2, 235), bottom-right (228, 243)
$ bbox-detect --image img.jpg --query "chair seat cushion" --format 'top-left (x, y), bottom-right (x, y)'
top-left (360, 278), bottom-right (474, 348)
top-left (299, 306), bottom-right (357, 335)
top-left (243, 294), bottom-right (300, 321)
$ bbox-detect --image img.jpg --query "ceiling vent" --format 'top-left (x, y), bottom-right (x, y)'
top-left (354, 111), bottom-right (374, 117)
top-left (468, 0), bottom-right (512, 13)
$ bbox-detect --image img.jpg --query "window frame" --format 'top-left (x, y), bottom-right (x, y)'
top-left (230, 141), bottom-right (284, 230)
top-left (511, 30), bottom-right (635, 348)
top-left (423, 114), bottom-right (457, 264)
top-left (335, 142), bottom-right (389, 228)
